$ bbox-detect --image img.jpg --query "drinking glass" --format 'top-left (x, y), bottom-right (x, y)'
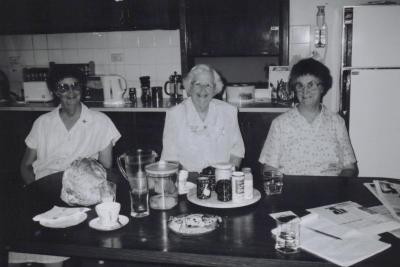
top-left (263, 170), bottom-right (283, 195)
top-left (128, 176), bottom-right (150, 218)
top-left (274, 214), bottom-right (300, 254)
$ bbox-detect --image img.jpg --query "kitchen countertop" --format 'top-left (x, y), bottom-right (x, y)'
top-left (0, 99), bottom-right (291, 113)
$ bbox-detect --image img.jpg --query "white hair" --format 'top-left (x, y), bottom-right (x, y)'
top-left (183, 64), bottom-right (224, 96)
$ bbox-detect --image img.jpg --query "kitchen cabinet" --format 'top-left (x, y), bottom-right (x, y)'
top-left (184, 0), bottom-right (289, 57)
top-left (0, 0), bottom-right (179, 34)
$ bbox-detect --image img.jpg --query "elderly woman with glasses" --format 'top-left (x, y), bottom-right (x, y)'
top-left (259, 58), bottom-right (358, 177)
top-left (161, 64), bottom-right (245, 172)
top-left (19, 67), bottom-right (121, 186)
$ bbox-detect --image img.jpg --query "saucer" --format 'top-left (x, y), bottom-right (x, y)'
top-left (89, 215), bottom-right (129, 231)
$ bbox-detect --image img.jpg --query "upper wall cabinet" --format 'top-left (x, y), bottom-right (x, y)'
top-left (184, 0), bottom-right (289, 57)
top-left (0, 0), bottom-right (179, 34)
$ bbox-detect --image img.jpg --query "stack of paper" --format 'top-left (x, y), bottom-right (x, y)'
top-left (300, 213), bottom-right (391, 267)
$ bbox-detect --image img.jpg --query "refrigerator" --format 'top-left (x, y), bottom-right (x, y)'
top-left (340, 5), bottom-right (400, 179)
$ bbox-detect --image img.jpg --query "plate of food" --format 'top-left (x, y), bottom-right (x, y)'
top-left (168, 213), bottom-right (222, 236)
top-left (187, 188), bottom-right (261, 209)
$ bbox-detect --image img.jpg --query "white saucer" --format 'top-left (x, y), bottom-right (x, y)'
top-left (89, 215), bottom-right (129, 231)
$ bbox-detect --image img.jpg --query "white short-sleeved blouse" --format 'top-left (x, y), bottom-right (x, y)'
top-left (25, 103), bottom-right (121, 180)
top-left (259, 105), bottom-right (356, 176)
top-left (161, 98), bottom-right (245, 172)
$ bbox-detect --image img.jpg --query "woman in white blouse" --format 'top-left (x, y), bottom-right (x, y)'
top-left (161, 64), bottom-right (245, 172)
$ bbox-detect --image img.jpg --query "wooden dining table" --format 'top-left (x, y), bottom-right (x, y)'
top-left (3, 171), bottom-right (400, 267)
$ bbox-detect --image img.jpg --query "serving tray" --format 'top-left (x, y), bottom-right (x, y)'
top-left (187, 188), bottom-right (261, 208)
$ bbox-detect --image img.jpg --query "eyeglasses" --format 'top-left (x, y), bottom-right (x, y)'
top-left (192, 82), bottom-right (214, 91)
top-left (55, 82), bottom-right (82, 94)
top-left (294, 80), bottom-right (322, 93)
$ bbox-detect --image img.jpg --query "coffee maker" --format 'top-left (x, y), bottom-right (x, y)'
top-left (164, 71), bottom-right (183, 100)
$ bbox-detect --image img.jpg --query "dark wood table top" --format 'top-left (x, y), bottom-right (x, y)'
top-left (4, 172), bottom-right (400, 267)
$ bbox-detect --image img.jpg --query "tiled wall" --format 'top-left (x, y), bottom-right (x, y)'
top-left (0, 30), bottom-right (181, 95)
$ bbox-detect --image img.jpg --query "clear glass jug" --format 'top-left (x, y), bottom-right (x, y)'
top-left (117, 149), bottom-right (158, 183)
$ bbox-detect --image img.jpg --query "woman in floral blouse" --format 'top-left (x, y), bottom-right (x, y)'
top-left (259, 58), bottom-right (358, 176)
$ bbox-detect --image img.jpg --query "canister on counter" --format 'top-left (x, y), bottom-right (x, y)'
top-left (231, 171), bottom-right (244, 203)
top-left (196, 176), bottom-right (211, 199)
top-left (242, 167), bottom-right (253, 200)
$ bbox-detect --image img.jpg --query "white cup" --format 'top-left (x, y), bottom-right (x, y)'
top-left (95, 202), bottom-right (121, 227)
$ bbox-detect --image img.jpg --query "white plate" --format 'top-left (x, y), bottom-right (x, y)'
top-left (187, 188), bottom-right (261, 208)
top-left (39, 213), bottom-right (87, 228)
top-left (168, 214), bottom-right (222, 236)
top-left (89, 215), bottom-right (129, 231)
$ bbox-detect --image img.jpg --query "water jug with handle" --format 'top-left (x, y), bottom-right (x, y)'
top-left (101, 75), bottom-right (128, 106)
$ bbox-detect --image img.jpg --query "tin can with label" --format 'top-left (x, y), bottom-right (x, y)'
top-left (197, 176), bottom-right (211, 199)
top-left (231, 171), bottom-right (244, 203)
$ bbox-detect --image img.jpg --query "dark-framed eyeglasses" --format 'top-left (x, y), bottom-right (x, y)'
top-left (55, 82), bottom-right (82, 94)
top-left (294, 80), bottom-right (322, 93)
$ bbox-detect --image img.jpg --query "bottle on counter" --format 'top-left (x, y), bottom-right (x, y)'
top-left (231, 171), bottom-right (244, 203)
top-left (242, 167), bottom-right (253, 200)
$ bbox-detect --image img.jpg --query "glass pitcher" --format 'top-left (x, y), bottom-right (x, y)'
top-left (117, 149), bottom-right (158, 185)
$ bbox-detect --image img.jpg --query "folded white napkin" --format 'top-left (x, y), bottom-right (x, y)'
top-left (33, 206), bottom-right (90, 223)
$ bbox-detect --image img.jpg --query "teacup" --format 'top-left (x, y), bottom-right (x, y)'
top-left (95, 202), bottom-right (121, 227)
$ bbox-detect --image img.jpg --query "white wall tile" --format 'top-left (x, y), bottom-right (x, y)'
top-left (92, 49), bottom-right (109, 64)
top-left (4, 36), bottom-right (17, 50)
top-left (122, 32), bottom-right (140, 48)
top-left (47, 34), bottom-right (62, 49)
top-left (34, 50), bottom-right (49, 65)
top-left (153, 30), bottom-right (171, 47)
top-left (33, 35), bottom-right (47, 50)
top-left (95, 64), bottom-right (108, 75)
top-left (290, 25), bottom-right (311, 44)
top-left (48, 50), bottom-right (64, 63)
top-left (108, 64), bottom-right (125, 76)
top-left (137, 47), bottom-right (158, 64)
top-left (124, 48), bottom-right (139, 64)
top-left (138, 31), bottom-right (156, 47)
top-left (17, 35), bottom-right (33, 50)
top-left (140, 64), bottom-right (157, 78)
top-left (0, 52), bottom-right (7, 65)
top-left (289, 43), bottom-right (311, 64)
top-left (77, 49), bottom-right (95, 63)
top-left (124, 65), bottom-right (141, 81)
top-left (169, 30), bottom-right (180, 47)
top-left (156, 64), bottom-right (179, 82)
top-left (62, 49), bottom-right (79, 63)
top-left (107, 32), bottom-right (123, 48)
top-left (19, 50), bottom-right (35, 65)
top-left (61, 33), bottom-right (77, 49)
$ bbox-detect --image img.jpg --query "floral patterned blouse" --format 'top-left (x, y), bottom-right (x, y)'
top-left (259, 105), bottom-right (357, 176)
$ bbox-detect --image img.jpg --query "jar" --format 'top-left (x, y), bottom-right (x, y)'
top-left (231, 171), bottom-right (244, 203)
top-left (214, 162), bottom-right (232, 181)
top-left (242, 167), bottom-right (253, 200)
top-left (145, 161), bottom-right (179, 210)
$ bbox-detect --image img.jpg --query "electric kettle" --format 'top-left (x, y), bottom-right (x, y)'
top-left (101, 75), bottom-right (128, 106)
top-left (164, 71), bottom-right (182, 100)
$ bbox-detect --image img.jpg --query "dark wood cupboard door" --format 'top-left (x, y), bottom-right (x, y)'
top-left (186, 0), bottom-right (284, 56)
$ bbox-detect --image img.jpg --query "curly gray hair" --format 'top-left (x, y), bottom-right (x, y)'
top-left (183, 64), bottom-right (224, 96)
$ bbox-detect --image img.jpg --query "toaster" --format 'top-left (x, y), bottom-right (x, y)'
top-left (23, 81), bottom-right (54, 102)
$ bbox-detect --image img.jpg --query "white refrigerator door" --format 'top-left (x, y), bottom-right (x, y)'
top-left (352, 6), bottom-right (400, 67)
top-left (349, 69), bottom-right (400, 179)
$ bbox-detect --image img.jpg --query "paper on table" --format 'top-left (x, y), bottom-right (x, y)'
top-left (33, 206), bottom-right (90, 223)
top-left (299, 214), bottom-right (391, 267)
top-left (368, 205), bottom-right (400, 239)
top-left (306, 201), bottom-right (400, 235)
top-left (372, 180), bottom-right (400, 221)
